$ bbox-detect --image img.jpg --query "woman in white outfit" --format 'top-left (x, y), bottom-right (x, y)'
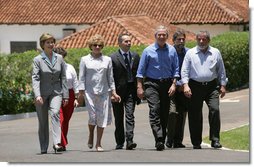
top-left (78, 34), bottom-right (121, 152)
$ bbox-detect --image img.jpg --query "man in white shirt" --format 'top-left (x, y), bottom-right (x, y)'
top-left (181, 30), bottom-right (227, 149)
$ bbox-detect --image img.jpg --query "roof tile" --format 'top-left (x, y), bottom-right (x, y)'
top-left (56, 15), bottom-right (196, 49)
top-left (0, 0), bottom-right (248, 24)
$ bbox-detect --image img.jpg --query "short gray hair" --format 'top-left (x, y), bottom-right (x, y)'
top-left (155, 25), bottom-right (169, 36)
top-left (196, 31), bottom-right (210, 40)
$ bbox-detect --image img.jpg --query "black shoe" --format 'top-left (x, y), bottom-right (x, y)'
top-left (115, 144), bottom-right (124, 150)
top-left (53, 144), bottom-right (63, 153)
top-left (41, 151), bottom-right (47, 154)
top-left (126, 142), bottom-right (137, 150)
top-left (166, 141), bottom-right (173, 148)
top-left (156, 142), bottom-right (165, 151)
top-left (193, 145), bottom-right (202, 149)
top-left (211, 141), bottom-right (222, 148)
top-left (173, 143), bottom-right (186, 148)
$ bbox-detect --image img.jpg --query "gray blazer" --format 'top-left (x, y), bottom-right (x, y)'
top-left (32, 51), bottom-right (69, 99)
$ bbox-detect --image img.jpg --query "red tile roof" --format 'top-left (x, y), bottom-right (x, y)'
top-left (0, 0), bottom-right (248, 24)
top-left (56, 15), bottom-right (196, 49)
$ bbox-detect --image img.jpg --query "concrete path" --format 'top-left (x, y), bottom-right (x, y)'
top-left (0, 89), bottom-right (250, 163)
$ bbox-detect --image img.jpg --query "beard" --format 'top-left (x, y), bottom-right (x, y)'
top-left (176, 44), bottom-right (184, 49)
top-left (197, 44), bottom-right (208, 51)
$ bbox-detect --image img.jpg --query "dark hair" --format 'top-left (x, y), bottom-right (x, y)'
top-left (172, 30), bottom-right (186, 42)
top-left (53, 47), bottom-right (67, 58)
top-left (118, 33), bottom-right (130, 44)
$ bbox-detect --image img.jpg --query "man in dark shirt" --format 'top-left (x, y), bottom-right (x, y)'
top-left (166, 30), bottom-right (189, 148)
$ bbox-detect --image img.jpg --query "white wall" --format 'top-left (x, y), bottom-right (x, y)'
top-left (176, 24), bottom-right (240, 37)
top-left (0, 23), bottom-right (246, 54)
top-left (0, 24), bottom-right (89, 54)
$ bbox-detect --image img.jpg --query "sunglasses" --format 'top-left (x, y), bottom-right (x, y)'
top-left (93, 44), bottom-right (103, 47)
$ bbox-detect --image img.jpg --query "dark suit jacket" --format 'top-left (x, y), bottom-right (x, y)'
top-left (110, 50), bottom-right (141, 105)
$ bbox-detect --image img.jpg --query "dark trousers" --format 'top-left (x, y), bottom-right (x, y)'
top-left (144, 79), bottom-right (172, 144)
top-left (188, 80), bottom-right (221, 146)
top-left (167, 91), bottom-right (188, 144)
top-left (112, 83), bottom-right (136, 145)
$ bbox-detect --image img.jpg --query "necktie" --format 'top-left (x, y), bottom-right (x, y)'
top-left (123, 53), bottom-right (132, 80)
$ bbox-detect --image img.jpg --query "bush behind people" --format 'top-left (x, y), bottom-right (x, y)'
top-left (0, 32), bottom-right (248, 115)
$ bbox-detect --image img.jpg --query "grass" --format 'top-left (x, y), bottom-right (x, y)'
top-left (203, 125), bottom-right (249, 150)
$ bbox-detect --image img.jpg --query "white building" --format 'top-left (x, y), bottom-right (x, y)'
top-left (0, 0), bottom-right (248, 54)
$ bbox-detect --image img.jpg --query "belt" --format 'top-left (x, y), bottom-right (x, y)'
top-left (146, 77), bottom-right (172, 83)
top-left (189, 79), bottom-right (217, 86)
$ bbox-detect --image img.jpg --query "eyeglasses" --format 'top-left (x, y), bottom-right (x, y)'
top-left (93, 44), bottom-right (103, 47)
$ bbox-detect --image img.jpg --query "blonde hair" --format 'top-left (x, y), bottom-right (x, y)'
top-left (39, 33), bottom-right (56, 49)
top-left (87, 34), bottom-right (105, 50)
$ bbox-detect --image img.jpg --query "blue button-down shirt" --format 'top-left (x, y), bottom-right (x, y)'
top-left (136, 43), bottom-right (179, 79)
top-left (181, 46), bottom-right (227, 86)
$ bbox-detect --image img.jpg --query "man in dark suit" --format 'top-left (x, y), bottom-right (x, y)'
top-left (110, 33), bottom-right (141, 150)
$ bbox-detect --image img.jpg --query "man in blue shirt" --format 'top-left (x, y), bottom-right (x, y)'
top-left (181, 30), bottom-right (227, 149)
top-left (136, 25), bottom-right (179, 151)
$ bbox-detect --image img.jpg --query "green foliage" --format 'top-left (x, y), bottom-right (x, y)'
top-left (0, 32), bottom-right (249, 115)
top-left (0, 50), bottom-right (37, 115)
top-left (203, 125), bottom-right (249, 150)
top-left (210, 32), bottom-right (249, 90)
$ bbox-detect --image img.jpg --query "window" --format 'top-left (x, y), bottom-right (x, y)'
top-left (63, 28), bottom-right (76, 37)
top-left (10, 41), bottom-right (37, 53)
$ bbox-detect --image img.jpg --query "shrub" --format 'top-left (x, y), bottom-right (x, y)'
top-left (0, 33), bottom-right (249, 115)
top-left (210, 32), bottom-right (249, 90)
top-left (0, 50), bottom-right (36, 115)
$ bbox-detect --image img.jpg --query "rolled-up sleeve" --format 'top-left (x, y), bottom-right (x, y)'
top-left (217, 53), bottom-right (227, 86)
top-left (173, 51), bottom-right (180, 78)
top-left (136, 49), bottom-right (147, 78)
top-left (181, 52), bottom-right (191, 84)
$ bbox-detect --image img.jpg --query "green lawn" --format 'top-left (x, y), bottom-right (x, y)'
top-left (203, 125), bottom-right (249, 150)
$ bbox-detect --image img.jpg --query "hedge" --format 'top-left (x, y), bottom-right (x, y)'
top-left (0, 32), bottom-right (249, 115)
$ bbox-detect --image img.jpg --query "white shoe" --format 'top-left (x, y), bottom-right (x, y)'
top-left (96, 146), bottom-right (104, 152)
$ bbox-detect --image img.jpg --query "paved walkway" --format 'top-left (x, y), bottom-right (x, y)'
top-left (0, 89), bottom-right (250, 163)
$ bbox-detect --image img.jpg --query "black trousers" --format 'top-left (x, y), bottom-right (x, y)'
top-left (144, 79), bottom-right (172, 144)
top-left (112, 83), bottom-right (136, 145)
top-left (188, 79), bottom-right (221, 146)
top-left (167, 90), bottom-right (188, 144)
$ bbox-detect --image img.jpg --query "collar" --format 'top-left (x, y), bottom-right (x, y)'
top-left (119, 49), bottom-right (129, 56)
top-left (155, 42), bottom-right (169, 50)
top-left (41, 51), bottom-right (57, 65)
top-left (196, 46), bottom-right (211, 54)
top-left (89, 53), bottom-right (103, 60)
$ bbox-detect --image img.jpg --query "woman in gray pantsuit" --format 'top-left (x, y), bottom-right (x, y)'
top-left (32, 33), bottom-right (69, 154)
